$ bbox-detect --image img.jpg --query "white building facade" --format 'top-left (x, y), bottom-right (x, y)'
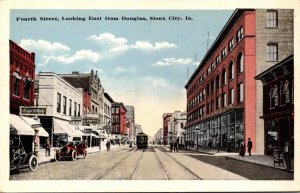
top-left (167, 111), bottom-right (187, 146)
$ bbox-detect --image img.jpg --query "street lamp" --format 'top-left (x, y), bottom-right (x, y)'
top-left (194, 126), bottom-right (200, 150)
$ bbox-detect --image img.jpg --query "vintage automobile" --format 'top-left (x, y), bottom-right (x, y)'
top-left (10, 133), bottom-right (39, 172)
top-left (54, 141), bottom-right (87, 161)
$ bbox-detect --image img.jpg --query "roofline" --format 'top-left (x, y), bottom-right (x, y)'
top-left (185, 9), bottom-right (254, 89)
top-left (104, 92), bottom-right (114, 103)
top-left (255, 54), bottom-right (294, 80)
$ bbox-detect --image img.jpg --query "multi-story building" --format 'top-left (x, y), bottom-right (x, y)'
top-left (35, 72), bottom-right (84, 146)
top-left (162, 113), bottom-right (172, 145)
top-left (10, 40), bottom-right (35, 114)
top-left (135, 124), bottom-right (142, 134)
top-left (111, 102), bottom-right (127, 143)
top-left (255, 55), bottom-right (294, 156)
top-left (185, 9), bottom-right (293, 153)
top-left (125, 106), bottom-right (135, 141)
top-left (59, 70), bottom-right (105, 127)
top-left (167, 111), bottom-right (187, 145)
top-left (103, 93), bottom-right (114, 127)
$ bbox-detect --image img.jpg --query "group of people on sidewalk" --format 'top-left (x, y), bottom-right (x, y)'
top-left (169, 137), bottom-right (179, 153)
top-left (239, 138), bottom-right (253, 157)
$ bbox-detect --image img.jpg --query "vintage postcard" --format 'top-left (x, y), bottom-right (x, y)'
top-left (0, 0), bottom-right (299, 192)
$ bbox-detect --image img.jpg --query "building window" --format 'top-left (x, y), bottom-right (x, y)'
top-left (206, 103), bottom-right (210, 114)
top-left (23, 78), bottom-right (31, 99)
top-left (211, 100), bottom-right (214, 112)
top-left (206, 84), bottom-right (210, 98)
top-left (63, 96), bottom-right (67, 114)
top-left (57, 93), bottom-right (61, 113)
top-left (266, 10), bottom-right (278, 28)
top-left (181, 123), bottom-right (184, 128)
top-left (238, 82), bottom-right (244, 103)
top-left (237, 53), bottom-right (244, 74)
top-left (222, 68), bottom-right (227, 86)
top-left (207, 66), bottom-right (211, 75)
top-left (202, 89), bottom-right (205, 100)
top-left (216, 55), bottom-right (221, 65)
top-left (280, 80), bottom-right (290, 104)
top-left (221, 47), bottom-right (227, 60)
top-left (74, 102), bottom-right (77, 117)
top-left (228, 38), bottom-right (234, 51)
top-left (211, 62), bottom-right (215, 70)
top-left (267, 43), bottom-right (278, 61)
top-left (270, 85), bottom-right (279, 108)
top-left (69, 99), bottom-right (72, 116)
top-left (216, 74), bottom-right (220, 89)
top-left (211, 80), bottom-right (214, 95)
top-left (222, 93), bottom-right (227, 107)
top-left (229, 88), bottom-right (234, 105)
top-left (13, 78), bottom-right (20, 96)
top-left (216, 96), bottom-right (221, 109)
top-left (116, 115), bottom-right (119, 123)
top-left (236, 27), bottom-right (244, 43)
top-left (78, 104), bottom-right (80, 117)
top-left (229, 61), bottom-right (234, 80)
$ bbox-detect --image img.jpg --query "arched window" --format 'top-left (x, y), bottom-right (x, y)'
top-left (211, 80), bottom-right (214, 95)
top-left (280, 80), bottom-right (290, 105)
top-left (270, 85), bottom-right (278, 108)
top-left (216, 74), bottom-right (220, 89)
top-left (237, 53), bottom-right (244, 74)
top-left (229, 61), bottom-right (234, 80)
top-left (206, 84), bottom-right (210, 98)
top-left (222, 68), bottom-right (227, 86)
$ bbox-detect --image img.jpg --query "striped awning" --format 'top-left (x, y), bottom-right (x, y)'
top-left (53, 118), bottom-right (84, 138)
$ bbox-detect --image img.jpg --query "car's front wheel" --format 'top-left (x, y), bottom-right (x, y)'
top-left (28, 155), bottom-right (38, 172)
top-left (71, 150), bottom-right (77, 161)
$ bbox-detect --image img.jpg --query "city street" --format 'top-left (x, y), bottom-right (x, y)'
top-left (10, 145), bottom-right (292, 180)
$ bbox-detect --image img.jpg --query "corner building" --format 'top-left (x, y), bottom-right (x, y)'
top-left (185, 9), bottom-right (293, 153)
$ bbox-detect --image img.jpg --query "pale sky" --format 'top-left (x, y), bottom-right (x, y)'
top-left (10, 9), bottom-right (234, 137)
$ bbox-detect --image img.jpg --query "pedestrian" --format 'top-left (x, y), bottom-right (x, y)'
top-left (208, 140), bottom-right (212, 151)
top-left (216, 140), bottom-right (220, 153)
top-left (239, 141), bottom-right (245, 157)
top-left (106, 140), bottom-right (111, 152)
top-left (45, 138), bottom-right (51, 157)
top-left (173, 137), bottom-right (179, 153)
top-left (247, 138), bottom-right (253, 156)
top-left (169, 141), bottom-right (173, 153)
top-left (283, 141), bottom-right (291, 170)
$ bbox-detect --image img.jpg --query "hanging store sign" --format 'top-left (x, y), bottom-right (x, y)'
top-left (82, 117), bottom-right (100, 125)
top-left (19, 106), bottom-right (47, 116)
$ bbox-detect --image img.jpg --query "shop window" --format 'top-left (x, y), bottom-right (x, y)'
top-left (270, 85), bottom-right (279, 108)
top-left (57, 93), bottom-right (61, 113)
top-left (237, 53), bottom-right (244, 74)
top-left (229, 61), bottom-right (234, 80)
top-left (266, 120), bottom-right (278, 149)
top-left (236, 26), bottom-right (244, 43)
top-left (222, 68), bottom-right (227, 85)
top-left (266, 43), bottom-right (278, 61)
top-left (266, 10), bottom-right (278, 28)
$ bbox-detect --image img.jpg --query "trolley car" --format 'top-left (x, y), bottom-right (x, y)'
top-left (136, 132), bottom-right (148, 149)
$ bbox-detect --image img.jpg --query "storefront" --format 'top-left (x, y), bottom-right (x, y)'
top-left (186, 109), bottom-right (244, 152)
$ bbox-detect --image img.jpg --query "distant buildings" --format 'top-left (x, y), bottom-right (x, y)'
top-left (167, 111), bottom-right (187, 145)
top-left (125, 106), bottom-right (135, 142)
top-left (184, 9), bottom-right (293, 154)
top-left (162, 113), bottom-right (172, 145)
top-left (111, 102), bottom-right (127, 143)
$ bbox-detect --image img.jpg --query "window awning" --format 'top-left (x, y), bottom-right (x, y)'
top-left (53, 118), bottom-right (84, 138)
top-left (10, 114), bottom-right (49, 137)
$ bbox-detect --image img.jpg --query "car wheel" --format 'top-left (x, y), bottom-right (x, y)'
top-left (83, 150), bottom-right (87, 158)
top-left (71, 150), bottom-right (77, 161)
top-left (28, 155), bottom-right (38, 172)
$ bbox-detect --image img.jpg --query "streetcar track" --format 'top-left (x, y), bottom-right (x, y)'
top-left (152, 147), bottom-right (169, 180)
top-left (156, 146), bottom-right (203, 180)
top-left (129, 150), bottom-right (144, 180)
top-left (94, 149), bottom-right (138, 180)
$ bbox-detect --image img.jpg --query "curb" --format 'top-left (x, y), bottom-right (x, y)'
top-left (225, 156), bottom-right (294, 173)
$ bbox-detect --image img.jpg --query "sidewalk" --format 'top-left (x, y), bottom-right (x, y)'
top-left (160, 145), bottom-right (294, 172)
top-left (37, 144), bottom-right (122, 165)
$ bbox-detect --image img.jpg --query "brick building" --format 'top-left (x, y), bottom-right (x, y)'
top-left (111, 102), bottom-right (127, 143)
top-left (162, 113), bottom-right (172, 145)
top-left (184, 9), bottom-right (293, 153)
top-left (10, 40), bottom-right (35, 114)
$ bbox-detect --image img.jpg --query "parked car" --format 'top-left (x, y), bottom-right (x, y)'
top-left (54, 141), bottom-right (87, 161)
top-left (10, 133), bottom-right (39, 172)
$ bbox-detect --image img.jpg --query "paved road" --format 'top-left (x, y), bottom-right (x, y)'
top-left (9, 146), bottom-right (290, 180)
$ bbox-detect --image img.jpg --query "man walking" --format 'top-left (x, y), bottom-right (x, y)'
top-left (173, 137), bottom-right (179, 153)
top-left (247, 138), bottom-right (252, 156)
top-left (45, 137), bottom-right (51, 157)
